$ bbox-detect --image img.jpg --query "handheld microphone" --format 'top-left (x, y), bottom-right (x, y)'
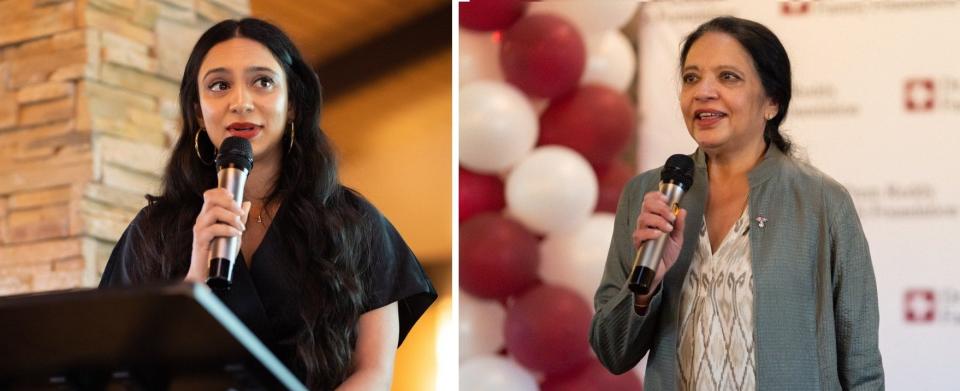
top-left (206, 136), bottom-right (254, 292)
top-left (627, 154), bottom-right (694, 295)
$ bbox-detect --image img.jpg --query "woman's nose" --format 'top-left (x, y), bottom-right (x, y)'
top-left (693, 78), bottom-right (718, 101)
top-left (228, 85), bottom-right (254, 114)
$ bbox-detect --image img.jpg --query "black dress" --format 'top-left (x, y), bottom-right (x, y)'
top-left (98, 195), bottom-right (437, 381)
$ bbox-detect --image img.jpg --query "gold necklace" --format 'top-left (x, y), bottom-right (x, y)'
top-left (253, 202), bottom-right (267, 226)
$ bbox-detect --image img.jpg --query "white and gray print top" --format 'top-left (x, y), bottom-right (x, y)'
top-left (677, 207), bottom-right (756, 391)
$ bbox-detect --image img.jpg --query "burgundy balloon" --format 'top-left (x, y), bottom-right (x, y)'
top-left (460, 213), bottom-right (540, 299)
top-left (500, 14), bottom-right (586, 98)
top-left (596, 159), bottom-right (635, 213)
top-left (505, 284), bottom-right (594, 375)
top-left (539, 85), bottom-right (636, 172)
top-left (459, 0), bottom-right (527, 31)
top-left (541, 359), bottom-right (643, 391)
top-left (459, 167), bottom-right (506, 222)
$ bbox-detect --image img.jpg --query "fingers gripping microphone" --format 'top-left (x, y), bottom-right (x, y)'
top-left (627, 154), bottom-right (694, 295)
top-left (207, 136), bottom-right (253, 292)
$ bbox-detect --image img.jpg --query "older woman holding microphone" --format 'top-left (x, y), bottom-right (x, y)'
top-left (590, 16), bottom-right (883, 390)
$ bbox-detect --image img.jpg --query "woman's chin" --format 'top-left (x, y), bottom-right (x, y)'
top-left (694, 137), bottom-right (725, 152)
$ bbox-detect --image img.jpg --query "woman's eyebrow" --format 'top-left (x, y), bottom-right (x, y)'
top-left (245, 66), bottom-right (279, 76)
top-left (684, 64), bottom-right (743, 72)
top-left (202, 67), bottom-right (229, 79)
top-left (713, 64), bottom-right (743, 73)
top-left (202, 66), bottom-right (278, 79)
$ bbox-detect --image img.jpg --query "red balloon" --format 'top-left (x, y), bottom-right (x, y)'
top-left (501, 14), bottom-right (586, 98)
top-left (596, 159), bottom-right (635, 213)
top-left (541, 359), bottom-right (643, 391)
top-left (460, 167), bottom-right (506, 222)
top-left (505, 284), bottom-right (593, 375)
top-left (460, 213), bottom-right (540, 299)
top-left (539, 85), bottom-right (636, 172)
top-left (460, 0), bottom-right (527, 31)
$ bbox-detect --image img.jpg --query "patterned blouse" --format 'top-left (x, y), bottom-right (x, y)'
top-left (677, 207), bottom-right (756, 390)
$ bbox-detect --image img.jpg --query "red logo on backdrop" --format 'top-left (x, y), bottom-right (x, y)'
top-left (905, 289), bottom-right (936, 323)
top-left (905, 79), bottom-right (936, 111)
top-left (781, 1), bottom-right (812, 15)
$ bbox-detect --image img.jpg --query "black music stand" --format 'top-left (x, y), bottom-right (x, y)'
top-left (0, 282), bottom-right (306, 390)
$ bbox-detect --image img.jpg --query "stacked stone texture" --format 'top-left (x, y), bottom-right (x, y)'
top-left (0, 0), bottom-right (249, 294)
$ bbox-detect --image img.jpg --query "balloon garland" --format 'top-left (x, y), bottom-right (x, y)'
top-left (459, 1), bottom-right (643, 389)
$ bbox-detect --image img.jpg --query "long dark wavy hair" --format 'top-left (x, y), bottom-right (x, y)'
top-left (128, 18), bottom-right (371, 389)
top-left (680, 16), bottom-right (793, 155)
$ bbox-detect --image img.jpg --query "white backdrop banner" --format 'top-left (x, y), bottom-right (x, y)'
top-left (636, 1), bottom-right (960, 389)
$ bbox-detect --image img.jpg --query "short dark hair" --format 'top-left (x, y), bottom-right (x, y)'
top-left (680, 16), bottom-right (793, 154)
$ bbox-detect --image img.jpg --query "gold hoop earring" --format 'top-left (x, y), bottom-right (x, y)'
top-left (288, 122), bottom-right (295, 153)
top-left (194, 128), bottom-right (214, 165)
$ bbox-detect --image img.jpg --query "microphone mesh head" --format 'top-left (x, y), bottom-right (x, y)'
top-left (216, 136), bottom-right (254, 171)
top-left (661, 154), bottom-right (694, 190)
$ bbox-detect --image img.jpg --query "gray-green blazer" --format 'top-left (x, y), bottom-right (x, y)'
top-left (590, 147), bottom-right (884, 390)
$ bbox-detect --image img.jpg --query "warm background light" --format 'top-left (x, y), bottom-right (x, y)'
top-left (435, 296), bottom-right (456, 391)
top-left (321, 48), bottom-right (451, 391)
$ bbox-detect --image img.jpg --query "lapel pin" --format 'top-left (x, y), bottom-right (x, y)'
top-left (755, 216), bottom-right (768, 228)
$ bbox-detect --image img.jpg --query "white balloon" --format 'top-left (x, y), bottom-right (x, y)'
top-left (459, 291), bottom-right (507, 362)
top-left (460, 81), bottom-right (539, 174)
top-left (460, 356), bottom-right (539, 391)
top-left (528, 1), bottom-right (638, 34)
top-left (506, 146), bottom-right (598, 235)
top-left (540, 213), bottom-right (616, 304)
top-left (582, 31), bottom-right (636, 92)
top-left (460, 29), bottom-right (503, 85)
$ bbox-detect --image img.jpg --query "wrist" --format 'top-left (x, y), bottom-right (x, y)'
top-left (185, 264), bottom-right (206, 283)
top-left (633, 300), bottom-right (649, 315)
top-left (632, 281), bottom-right (662, 315)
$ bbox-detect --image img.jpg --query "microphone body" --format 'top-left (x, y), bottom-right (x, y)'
top-left (207, 165), bottom-right (248, 290)
top-left (206, 137), bottom-right (253, 292)
top-left (627, 181), bottom-right (686, 295)
top-left (627, 154), bottom-right (694, 296)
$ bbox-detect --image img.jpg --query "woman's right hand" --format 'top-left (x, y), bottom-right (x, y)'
top-left (185, 188), bottom-right (250, 283)
top-left (631, 191), bottom-right (687, 304)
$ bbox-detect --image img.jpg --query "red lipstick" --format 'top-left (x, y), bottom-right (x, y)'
top-left (226, 122), bottom-right (262, 139)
